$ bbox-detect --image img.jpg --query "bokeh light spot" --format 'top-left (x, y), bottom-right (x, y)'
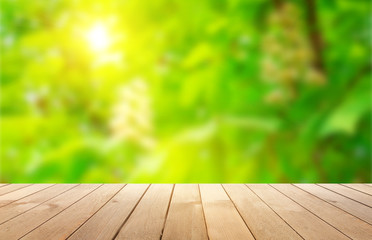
top-left (86, 23), bottom-right (110, 52)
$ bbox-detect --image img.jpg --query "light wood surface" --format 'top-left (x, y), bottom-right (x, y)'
top-left (247, 184), bottom-right (349, 240)
top-left (0, 184), bottom-right (101, 239)
top-left (273, 184), bottom-right (372, 240)
top-left (0, 184), bottom-right (31, 196)
top-left (68, 184), bottom-right (148, 240)
top-left (115, 184), bottom-right (174, 240)
top-left (0, 184), bottom-right (371, 240)
top-left (22, 184), bottom-right (124, 240)
top-left (0, 184), bottom-right (77, 224)
top-left (200, 184), bottom-right (255, 240)
top-left (296, 183), bottom-right (372, 224)
top-left (0, 184), bottom-right (53, 208)
top-left (223, 184), bottom-right (301, 240)
top-left (342, 184), bottom-right (372, 195)
top-left (162, 184), bottom-right (208, 240)
top-left (319, 184), bottom-right (372, 207)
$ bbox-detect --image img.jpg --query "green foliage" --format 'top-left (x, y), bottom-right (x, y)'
top-left (0, 0), bottom-right (371, 183)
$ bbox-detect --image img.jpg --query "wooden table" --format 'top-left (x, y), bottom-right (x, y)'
top-left (0, 184), bottom-right (371, 239)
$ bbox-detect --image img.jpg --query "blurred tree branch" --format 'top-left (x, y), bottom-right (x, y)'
top-left (272, 0), bottom-right (283, 8)
top-left (304, 0), bottom-right (325, 72)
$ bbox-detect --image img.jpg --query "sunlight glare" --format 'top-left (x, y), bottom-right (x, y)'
top-left (87, 23), bottom-right (110, 52)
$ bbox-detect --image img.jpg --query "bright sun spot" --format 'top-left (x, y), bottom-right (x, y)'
top-left (87, 23), bottom-right (110, 52)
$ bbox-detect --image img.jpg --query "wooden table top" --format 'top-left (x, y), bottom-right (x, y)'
top-left (0, 184), bottom-right (371, 239)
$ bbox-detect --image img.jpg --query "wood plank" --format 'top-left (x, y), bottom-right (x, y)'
top-left (0, 184), bottom-right (31, 196)
top-left (115, 184), bottom-right (174, 240)
top-left (68, 184), bottom-right (148, 240)
top-left (0, 184), bottom-right (53, 208)
top-left (0, 184), bottom-right (101, 239)
top-left (200, 184), bottom-right (254, 240)
top-left (0, 183), bottom-right (370, 239)
top-left (22, 184), bottom-right (124, 240)
top-left (247, 184), bottom-right (349, 240)
top-left (0, 184), bottom-right (9, 188)
top-left (342, 184), bottom-right (372, 195)
top-left (0, 184), bottom-right (77, 224)
top-left (319, 184), bottom-right (372, 207)
top-left (273, 184), bottom-right (372, 240)
top-left (296, 184), bottom-right (372, 224)
top-left (162, 184), bottom-right (208, 240)
top-left (223, 184), bottom-right (301, 240)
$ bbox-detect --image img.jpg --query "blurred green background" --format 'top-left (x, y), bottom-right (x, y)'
top-left (0, 0), bottom-right (371, 183)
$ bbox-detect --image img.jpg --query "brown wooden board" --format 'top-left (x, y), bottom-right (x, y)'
top-left (342, 184), bottom-right (372, 195)
top-left (0, 184), bottom-right (371, 240)
top-left (0, 184), bottom-right (53, 208)
top-left (200, 184), bottom-right (255, 240)
top-left (22, 184), bottom-right (124, 240)
top-left (273, 184), bottom-right (372, 240)
top-left (115, 184), bottom-right (174, 240)
top-left (319, 184), bottom-right (372, 207)
top-left (0, 184), bottom-right (31, 196)
top-left (162, 184), bottom-right (208, 240)
top-left (68, 184), bottom-right (149, 240)
top-left (0, 184), bottom-right (77, 224)
top-left (0, 184), bottom-right (101, 239)
top-left (296, 183), bottom-right (372, 224)
top-left (223, 184), bottom-right (301, 240)
top-left (248, 184), bottom-right (349, 240)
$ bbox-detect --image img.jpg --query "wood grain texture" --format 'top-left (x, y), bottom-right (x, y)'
top-left (342, 184), bottom-right (372, 195)
top-left (319, 184), bottom-right (372, 207)
top-left (162, 184), bottom-right (208, 240)
top-left (68, 184), bottom-right (149, 240)
top-left (115, 184), bottom-right (174, 240)
top-left (0, 184), bottom-right (31, 196)
top-left (273, 184), bottom-right (372, 240)
top-left (1, 184), bottom-right (371, 239)
top-left (248, 184), bottom-right (349, 240)
top-left (0, 184), bottom-right (101, 239)
top-left (296, 183), bottom-right (372, 224)
top-left (0, 184), bottom-right (77, 224)
top-left (223, 184), bottom-right (301, 240)
top-left (0, 184), bottom-right (53, 208)
top-left (21, 184), bottom-right (124, 240)
top-left (200, 184), bottom-right (254, 240)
